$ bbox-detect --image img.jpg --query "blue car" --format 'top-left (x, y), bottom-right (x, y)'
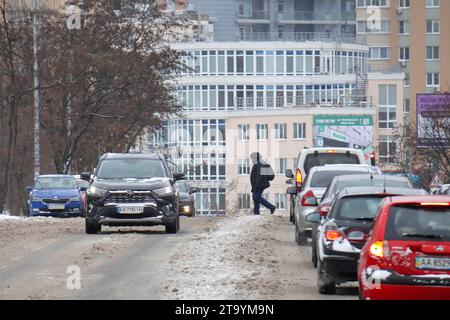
top-left (26, 175), bottom-right (86, 217)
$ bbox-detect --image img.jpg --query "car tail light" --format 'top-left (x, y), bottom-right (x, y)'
top-left (295, 169), bottom-right (303, 187)
top-left (420, 202), bottom-right (450, 206)
top-left (301, 190), bottom-right (317, 206)
top-left (369, 241), bottom-right (390, 258)
top-left (319, 205), bottom-right (331, 217)
top-left (325, 230), bottom-right (344, 241)
top-left (347, 230), bottom-right (366, 243)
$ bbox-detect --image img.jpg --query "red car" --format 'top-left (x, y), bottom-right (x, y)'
top-left (358, 196), bottom-right (450, 300)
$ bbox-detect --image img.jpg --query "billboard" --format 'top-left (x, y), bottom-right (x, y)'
top-left (313, 115), bottom-right (374, 156)
top-left (417, 94), bottom-right (450, 148)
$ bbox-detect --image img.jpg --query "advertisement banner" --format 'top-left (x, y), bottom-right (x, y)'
top-left (417, 94), bottom-right (450, 148)
top-left (313, 115), bottom-right (374, 155)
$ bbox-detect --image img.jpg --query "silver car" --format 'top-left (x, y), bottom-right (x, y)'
top-left (292, 164), bottom-right (378, 246)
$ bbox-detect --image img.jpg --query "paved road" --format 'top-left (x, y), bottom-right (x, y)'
top-left (0, 215), bottom-right (357, 300)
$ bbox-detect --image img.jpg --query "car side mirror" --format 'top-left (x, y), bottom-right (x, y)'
top-left (80, 172), bottom-right (92, 181)
top-left (306, 212), bottom-right (321, 224)
top-left (26, 186), bottom-right (33, 192)
top-left (189, 188), bottom-right (197, 194)
top-left (286, 178), bottom-right (293, 185)
top-left (173, 172), bottom-right (186, 181)
top-left (285, 169), bottom-right (294, 178)
top-left (286, 186), bottom-right (297, 195)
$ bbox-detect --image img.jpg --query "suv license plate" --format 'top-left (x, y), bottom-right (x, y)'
top-left (415, 257), bottom-right (450, 271)
top-left (48, 204), bottom-right (65, 210)
top-left (117, 206), bottom-right (144, 214)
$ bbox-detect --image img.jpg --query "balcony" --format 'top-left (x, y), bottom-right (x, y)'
top-left (278, 11), bottom-right (356, 24)
top-left (237, 10), bottom-right (270, 22)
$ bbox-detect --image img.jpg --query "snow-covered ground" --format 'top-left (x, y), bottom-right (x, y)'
top-left (162, 213), bottom-right (285, 299)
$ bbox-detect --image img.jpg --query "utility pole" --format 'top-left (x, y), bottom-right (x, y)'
top-left (32, 0), bottom-right (40, 179)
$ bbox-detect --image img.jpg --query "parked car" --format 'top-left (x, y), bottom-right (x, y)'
top-left (26, 175), bottom-right (85, 217)
top-left (310, 174), bottom-right (415, 268)
top-left (81, 153), bottom-right (186, 234)
top-left (307, 186), bottom-right (428, 294)
top-left (358, 195), bottom-right (450, 300)
top-left (286, 147), bottom-right (367, 224)
top-left (287, 164), bottom-right (377, 245)
top-left (176, 180), bottom-right (197, 217)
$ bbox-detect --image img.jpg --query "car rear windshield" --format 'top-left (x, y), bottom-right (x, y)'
top-left (333, 196), bottom-right (385, 220)
top-left (385, 206), bottom-right (450, 242)
top-left (35, 177), bottom-right (77, 190)
top-left (97, 159), bottom-right (167, 179)
top-left (310, 171), bottom-right (365, 188)
top-left (325, 178), bottom-right (411, 200)
top-left (304, 153), bottom-right (360, 174)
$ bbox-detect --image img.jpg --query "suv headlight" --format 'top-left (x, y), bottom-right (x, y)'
top-left (87, 186), bottom-right (108, 197)
top-left (153, 186), bottom-right (173, 197)
top-left (31, 196), bottom-right (41, 201)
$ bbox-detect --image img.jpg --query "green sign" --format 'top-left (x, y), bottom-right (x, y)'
top-left (313, 115), bottom-right (373, 126)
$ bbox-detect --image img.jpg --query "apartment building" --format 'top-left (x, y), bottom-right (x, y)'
top-left (356, 0), bottom-right (450, 123)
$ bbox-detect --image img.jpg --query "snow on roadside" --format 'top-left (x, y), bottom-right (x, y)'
top-left (162, 214), bottom-right (283, 300)
top-left (0, 214), bottom-right (22, 221)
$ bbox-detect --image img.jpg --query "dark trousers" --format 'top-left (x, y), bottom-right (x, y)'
top-left (252, 191), bottom-right (274, 215)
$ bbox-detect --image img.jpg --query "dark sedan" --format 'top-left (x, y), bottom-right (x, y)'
top-left (176, 180), bottom-right (197, 217)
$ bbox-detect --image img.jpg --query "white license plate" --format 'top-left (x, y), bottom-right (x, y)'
top-left (416, 257), bottom-right (450, 271)
top-left (48, 204), bottom-right (65, 210)
top-left (117, 206), bottom-right (144, 214)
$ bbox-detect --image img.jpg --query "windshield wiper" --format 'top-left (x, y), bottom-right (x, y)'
top-left (354, 217), bottom-right (374, 222)
top-left (402, 233), bottom-right (443, 240)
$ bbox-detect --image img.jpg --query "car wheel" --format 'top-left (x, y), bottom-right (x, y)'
top-left (85, 219), bottom-right (101, 234)
top-left (295, 225), bottom-right (308, 246)
top-left (165, 214), bottom-right (180, 234)
top-left (317, 258), bottom-right (336, 294)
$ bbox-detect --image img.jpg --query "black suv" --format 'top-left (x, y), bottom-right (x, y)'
top-left (81, 153), bottom-right (185, 234)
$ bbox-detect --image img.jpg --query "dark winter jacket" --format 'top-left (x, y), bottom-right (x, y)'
top-left (250, 161), bottom-right (275, 193)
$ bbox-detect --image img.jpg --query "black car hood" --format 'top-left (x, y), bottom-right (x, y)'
top-left (179, 193), bottom-right (191, 201)
top-left (92, 177), bottom-right (171, 191)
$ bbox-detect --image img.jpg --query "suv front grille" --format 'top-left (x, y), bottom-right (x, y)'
top-left (105, 193), bottom-right (155, 204)
top-left (43, 198), bottom-right (69, 204)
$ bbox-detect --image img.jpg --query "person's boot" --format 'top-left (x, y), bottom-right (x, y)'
top-left (270, 206), bottom-right (276, 214)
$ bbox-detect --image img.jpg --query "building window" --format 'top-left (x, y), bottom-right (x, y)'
top-left (399, 20), bottom-right (409, 35)
top-left (275, 159), bottom-right (287, 175)
top-left (238, 124), bottom-right (250, 141)
top-left (256, 124), bottom-right (268, 140)
top-left (403, 98), bottom-right (410, 114)
top-left (357, 20), bottom-right (390, 33)
top-left (275, 194), bottom-right (287, 210)
top-left (399, 47), bottom-right (410, 61)
top-left (368, 47), bottom-right (390, 60)
top-left (426, 46), bottom-right (440, 60)
top-left (425, 0), bottom-right (440, 8)
top-left (195, 188), bottom-right (226, 215)
top-left (378, 84), bottom-right (397, 129)
top-left (379, 136), bottom-right (397, 164)
top-left (274, 123), bottom-right (287, 140)
top-left (357, 0), bottom-right (389, 7)
top-left (426, 20), bottom-right (440, 34)
top-left (238, 159), bottom-right (250, 175)
top-left (399, 0), bottom-right (409, 8)
top-left (238, 193), bottom-right (251, 210)
top-left (293, 123), bottom-right (306, 139)
top-left (426, 72), bottom-right (440, 87)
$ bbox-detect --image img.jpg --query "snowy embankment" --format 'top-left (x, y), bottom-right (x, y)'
top-left (162, 214), bottom-right (284, 300)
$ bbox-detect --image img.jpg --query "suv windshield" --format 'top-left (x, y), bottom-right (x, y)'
top-left (35, 177), bottom-right (77, 190)
top-left (304, 153), bottom-right (360, 174)
top-left (96, 159), bottom-right (167, 179)
top-left (310, 171), bottom-right (364, 188)
top-left (386, 206), bottom-right (450, 241)
top-left (333, 196), bottom-right (385, 220)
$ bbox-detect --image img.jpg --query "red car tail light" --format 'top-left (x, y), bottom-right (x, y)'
top-left (369, 241), bottom-right (390, 258)
top-left (301, 190), bottom-right (318, 207)
top-left (325, 230), bottom-right (344, 241)
top-left (420, 202), bottom-right (450, 206)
